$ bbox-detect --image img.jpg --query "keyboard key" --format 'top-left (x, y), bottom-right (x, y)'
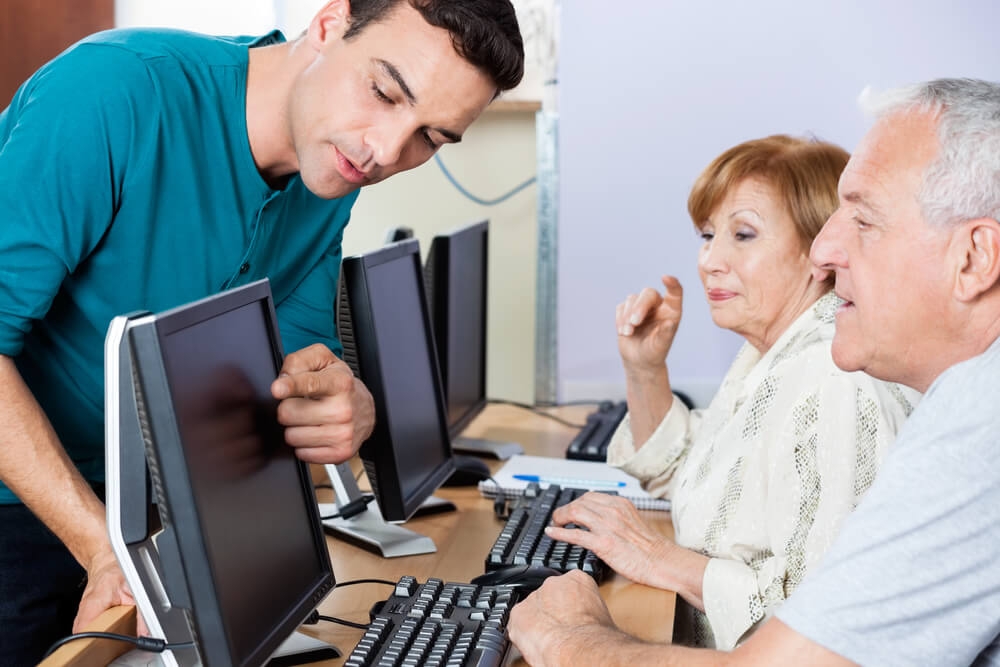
top-left (346, 577), bottom-right (514, 667)
top-left (483, 482), bottom-right (610, 583)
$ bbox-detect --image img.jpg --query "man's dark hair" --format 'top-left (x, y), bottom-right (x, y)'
top-left (343, 0), bottom-right (524, 92)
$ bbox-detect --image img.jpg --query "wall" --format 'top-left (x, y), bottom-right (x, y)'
top-left (114, 0), bottom-right (542, 403)
top-left (557, 0), bottom-right (1000, 406)
top-left (1, 0), bottom-right (114, 107)
top-left (342, 111), bottom-right (539, 404)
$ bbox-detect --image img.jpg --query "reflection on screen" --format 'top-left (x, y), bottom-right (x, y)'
top-left (159, 301), bottom-right (324, 661)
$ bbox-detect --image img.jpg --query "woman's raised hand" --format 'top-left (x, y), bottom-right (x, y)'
top-left (616, 275), bottom-right (683, 374)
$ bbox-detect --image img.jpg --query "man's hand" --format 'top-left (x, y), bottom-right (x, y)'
top-left (508, 570), bottom-right (618, 667)
top-left (271, 344), bottom-right (374, 463)
top-left (74, 546), bottom-right (146, 635)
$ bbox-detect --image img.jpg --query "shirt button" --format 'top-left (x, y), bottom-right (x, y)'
top-left (239, 262), bottom-right (250, 274)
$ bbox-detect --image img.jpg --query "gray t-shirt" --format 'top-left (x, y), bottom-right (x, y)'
top-left (777, 336), bottom-right (1000, 666)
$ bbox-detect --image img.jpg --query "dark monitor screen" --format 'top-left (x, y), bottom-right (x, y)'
top-left (424, 220), bottom-right (489, 439)
top-left (340, 239), bottom-right (455, 521)
top-left (129, 280), bottom-right (334, 666)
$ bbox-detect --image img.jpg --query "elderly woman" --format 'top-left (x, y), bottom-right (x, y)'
top-left (545, 135), bottom-right (920, 650)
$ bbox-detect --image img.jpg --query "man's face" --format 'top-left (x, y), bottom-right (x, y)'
top-left (288, 1), bottom-right (497, 199)
top-left (810, 110), bottom-right (952, 389)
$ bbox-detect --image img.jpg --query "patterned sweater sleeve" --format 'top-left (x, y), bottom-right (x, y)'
top-left (605, 395), bottom-right (705, 499)
top-left (699, 370), bottom-right (914, 650)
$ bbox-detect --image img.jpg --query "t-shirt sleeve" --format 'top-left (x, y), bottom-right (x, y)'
top-left (276, 228), bottom-right (344, 357)
top-left (0, 42), bottom-right (152, 355)
top-left (776, 368), bottom-right (1000, 666)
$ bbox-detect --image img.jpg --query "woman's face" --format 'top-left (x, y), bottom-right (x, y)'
top-left (697, 177), bottom-right (819, 352)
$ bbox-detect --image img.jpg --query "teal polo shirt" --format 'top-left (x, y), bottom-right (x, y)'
top-left (0, 28), bottom-right (359, 503)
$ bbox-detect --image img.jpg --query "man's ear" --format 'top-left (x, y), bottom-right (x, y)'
top-left (306, 0), bottom-right (351, 50)
top-left (954, 218), bottom-right (1000, 302)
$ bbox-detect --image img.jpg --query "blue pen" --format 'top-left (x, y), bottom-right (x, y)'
top-left (512, 474), bottom-right (626, 489)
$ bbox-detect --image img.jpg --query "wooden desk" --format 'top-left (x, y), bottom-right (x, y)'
top-left (42, 404), bottom-right (675, 666)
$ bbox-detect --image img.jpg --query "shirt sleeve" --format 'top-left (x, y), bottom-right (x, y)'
top-left (0, 43), bottom-right (150, 355)
top-left (701, 371), bottom-right (905, 650)
top-left (275, 228), bottom-right (345, 357)
top-left (606, 395), bottom-right (703, 498)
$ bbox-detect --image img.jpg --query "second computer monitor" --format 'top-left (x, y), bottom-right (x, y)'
top-left (424, 220), bottom-right (489, 439)
top-left (340, 239), bottom-right (456, 522)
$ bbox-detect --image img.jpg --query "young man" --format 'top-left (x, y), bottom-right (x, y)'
top-left (508, 78), bottom-right (1000, 666)
top-left (0, 1), bottom-right (523, 663)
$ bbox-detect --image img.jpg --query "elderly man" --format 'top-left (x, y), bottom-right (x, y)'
top-left (508, 77), bottom-right (1000, 666)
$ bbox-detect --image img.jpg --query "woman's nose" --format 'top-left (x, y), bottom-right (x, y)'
top-left (699, 238), bottom-right (729, 273)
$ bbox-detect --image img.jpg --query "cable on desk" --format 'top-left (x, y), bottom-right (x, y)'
top-left (302, 578), bottom-right (399, 631)
top-left (317, 615), bottom-right (370, 630)
top-left (486, 399), bottom-right (587, 428)
top-left (42, 633), bottom-right (195, 660)
top-left (333, 578), bottom-right (397, 589)
top-left (482, 476), bottom-right (515, 519)
top-left (319, 494), bottom-right (375, 521)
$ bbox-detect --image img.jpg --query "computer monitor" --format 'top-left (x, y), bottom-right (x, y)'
top-left (105, 279), bottom-right (337, 667)
top-left (325, 238), bottom-right (456, 557)
top-left (424, 220), bottom-right (522, 459)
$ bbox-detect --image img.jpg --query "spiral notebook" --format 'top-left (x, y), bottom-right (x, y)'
top-left (477, 454), bottom-right (671, 512)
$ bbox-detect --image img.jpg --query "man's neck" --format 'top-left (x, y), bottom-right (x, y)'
top-left (246, 40), bottom-right (303, 186)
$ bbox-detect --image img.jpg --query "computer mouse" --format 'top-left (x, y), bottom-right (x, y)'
top-left (441, 455), bottom-right (492, 487)
top-left (469, 564), bottom-right (562, 593)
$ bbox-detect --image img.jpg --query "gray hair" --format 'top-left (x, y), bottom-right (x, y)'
top-left (859, 78), bottom-right (1000, 228)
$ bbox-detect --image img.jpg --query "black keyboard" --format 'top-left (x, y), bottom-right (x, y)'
top-left (343, 575), bottom-right (514, 667)
top-left (485, 483), bottom-right (610, 582)
top-left (564, 401), bottom-right (628, 461)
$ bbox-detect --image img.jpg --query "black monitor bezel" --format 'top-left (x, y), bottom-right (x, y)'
top-left (341, 239), bottom-right (456, 522)
top-left (424, 220), bottom-right (490, 439)
top-left (129, 279), bottom-right (335, 666)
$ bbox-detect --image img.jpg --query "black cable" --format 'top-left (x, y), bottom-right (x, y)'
top-left (317, 614), bottom-right (369, 629)
top-left (334, 578), bottom-right (397, 588)
top-left (43, 633), bottom-right (195, 660)
top-left (485, 399), bottom-right (587, 428)
top-left (320, 494), bottom-right (375, 521)
top-left (302, 578), bottom-right (398, 631)
top-left (534, 398), bottom-right (605, 407)
top-left (479, 475), bottom-right (512, 519)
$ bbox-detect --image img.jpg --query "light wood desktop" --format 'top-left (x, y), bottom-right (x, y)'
top-left (41, 403), bottom-right (675, 667)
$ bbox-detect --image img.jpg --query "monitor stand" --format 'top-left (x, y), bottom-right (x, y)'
top-left (107, 631), bottom-right (339, 667)
top-left (319, 463), bottom-right (438, 558)
top-left (451, 435), bottom-right (524, 460)
top-left (105, 315), bottom-right (341, 667)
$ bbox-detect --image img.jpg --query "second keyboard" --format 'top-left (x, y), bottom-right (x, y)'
top-left (485, 483), bottom-right (609, 582)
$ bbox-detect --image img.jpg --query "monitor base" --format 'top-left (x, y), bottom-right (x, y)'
top-left (108, 632), bottom-right (337, 666)
top-left (408, 494), bottom-right (457, 518)
top-left (319, 504), bottom-right (437, 558)
top-left (451, 436), bottom-right (524, 460)
top-left (268, 631), bottom-right (341, 665)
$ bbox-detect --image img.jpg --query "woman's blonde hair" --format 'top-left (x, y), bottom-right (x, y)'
top-left (687, 135), bottom-right (849, 252)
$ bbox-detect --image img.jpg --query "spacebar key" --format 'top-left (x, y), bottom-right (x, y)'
top-left (466, 644), bottom-right (505, 667)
